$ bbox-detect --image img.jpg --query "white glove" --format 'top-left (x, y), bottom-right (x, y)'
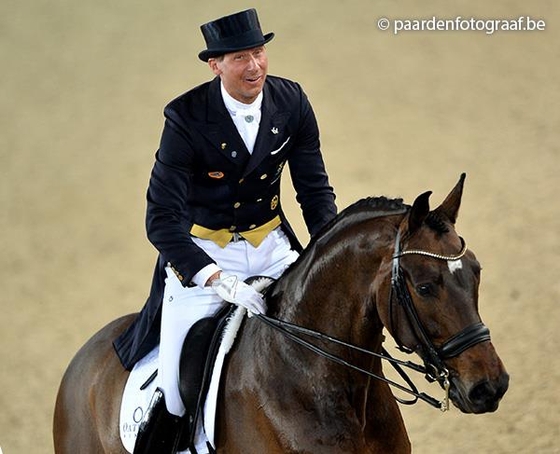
top-left (211, 273), bottom-right (266, 316)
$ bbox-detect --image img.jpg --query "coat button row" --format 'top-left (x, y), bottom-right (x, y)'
top-left (234, 199), bottom-right (265, 208)
top-left (237, 175), bottom-right (268, 184)
top-left (229, 224), bottom-right (257, 231)
top-left (170, 266), bottom-right (184, 282)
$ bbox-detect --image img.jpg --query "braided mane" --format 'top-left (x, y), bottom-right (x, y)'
top-left (269, 196), bottom-right (410, 296)
top-left (310, 196), bottom-right (410, 245)
top-left (343, 196), bottom-right (408, 215)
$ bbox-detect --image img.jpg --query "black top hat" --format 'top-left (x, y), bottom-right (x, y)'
top-left (198, 9), bottom-right (274, 62)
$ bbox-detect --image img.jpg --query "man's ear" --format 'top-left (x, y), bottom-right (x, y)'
top-left (208, 59), bottom-right (222, 76)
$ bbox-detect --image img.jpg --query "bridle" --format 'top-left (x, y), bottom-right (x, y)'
top-left (256, 229), bottom-right (491, 412)
top-left (389, 230), bottom-right (491, 408)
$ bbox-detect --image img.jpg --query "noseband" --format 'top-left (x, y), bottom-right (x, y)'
top-left (390, 230), bottom-right (491, 389)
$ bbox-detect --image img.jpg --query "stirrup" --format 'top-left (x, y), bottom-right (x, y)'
top-left (133, 388), bottom-right (184, 454)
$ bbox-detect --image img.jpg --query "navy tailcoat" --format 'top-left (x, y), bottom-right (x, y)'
top-left (113, 75), bottom-right (337, 369)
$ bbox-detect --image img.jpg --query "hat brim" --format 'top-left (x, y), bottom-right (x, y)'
top-left (198, 32), bottom-right (274, 62)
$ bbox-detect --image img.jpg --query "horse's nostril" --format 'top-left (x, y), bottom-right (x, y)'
top-left (469, 381), bottom-right (495, 404)
top-left (468, 375), bottom-right (508, 413)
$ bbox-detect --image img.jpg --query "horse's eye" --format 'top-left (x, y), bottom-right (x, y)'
top-left (416, 284), bottom-right (433, 297)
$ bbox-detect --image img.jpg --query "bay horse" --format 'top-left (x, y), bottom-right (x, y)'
top-left (53, 174), bottom-right (509, 453)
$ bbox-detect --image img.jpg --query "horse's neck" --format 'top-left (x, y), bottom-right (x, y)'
top-left (233, 214), bottom-right (409, 450)
top-left (260, 235), bottom-right (402, 448)
top-left (272, 215), bottom-right (400, 349)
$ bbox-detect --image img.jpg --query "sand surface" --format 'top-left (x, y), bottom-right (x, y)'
top-left (1, 1), bottom-right (559, 452)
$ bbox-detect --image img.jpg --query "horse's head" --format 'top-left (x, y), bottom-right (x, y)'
top-left (375, 174), bottom-right (509, 414)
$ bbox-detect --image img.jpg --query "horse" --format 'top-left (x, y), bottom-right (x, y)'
top-left (53, 174), bottom-right (509, 453)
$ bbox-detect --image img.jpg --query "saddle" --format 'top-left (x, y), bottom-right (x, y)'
top-left (177, 303), bottom-right (235, 453)
top-left (174, 275), bottom-right (275, 453)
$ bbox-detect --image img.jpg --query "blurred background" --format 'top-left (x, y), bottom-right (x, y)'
top-left (1, 0), bottom-right (558, 452)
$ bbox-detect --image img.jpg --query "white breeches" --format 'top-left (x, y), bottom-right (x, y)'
top-left (158, 228), bottom-right (299, 417)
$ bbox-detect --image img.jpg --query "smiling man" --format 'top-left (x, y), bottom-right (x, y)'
top-left (113, 9), bottom-right (337, 453)
top-left (209, 46), bottom-right (268, 104)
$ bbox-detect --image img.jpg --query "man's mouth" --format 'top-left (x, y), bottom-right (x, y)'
top-left (245, 75), bottom-right (262, 84)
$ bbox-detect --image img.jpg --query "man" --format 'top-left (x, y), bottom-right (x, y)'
top-left (113, 8), bottom-right (337, 453)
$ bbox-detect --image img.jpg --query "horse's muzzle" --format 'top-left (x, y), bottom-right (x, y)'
top-left (450, 371), bottom-right (510, 414)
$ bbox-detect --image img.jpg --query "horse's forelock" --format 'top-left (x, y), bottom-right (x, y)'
top-left (425, 211), bottom-right (451, 234)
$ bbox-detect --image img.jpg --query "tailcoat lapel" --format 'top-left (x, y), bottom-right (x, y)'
top-left (196, 78), bottom-right (251, 163)
top-left (243, 82), bottom-right (292, 177)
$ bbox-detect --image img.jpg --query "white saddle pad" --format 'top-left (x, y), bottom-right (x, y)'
top-left (119, 305), bottom-right (247, 453)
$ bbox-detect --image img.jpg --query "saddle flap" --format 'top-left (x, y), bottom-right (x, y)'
top-left (177, 304), bottom-right (235, 450)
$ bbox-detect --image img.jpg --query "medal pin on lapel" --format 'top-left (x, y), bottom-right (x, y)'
top-left (271, 127), bottom-right (279, 134)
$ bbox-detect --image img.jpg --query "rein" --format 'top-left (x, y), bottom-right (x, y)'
top-left (255, 230), bottom-right (491, 412)
top-left (255, 313), bottom-right (445, 409)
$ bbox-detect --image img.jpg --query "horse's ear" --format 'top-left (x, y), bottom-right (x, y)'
top-left (434, 173), bottom-right (466, 224)
top-left (407, 190), bottom-right (432, 234)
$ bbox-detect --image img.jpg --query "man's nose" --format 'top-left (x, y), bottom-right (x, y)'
top-left (247, 55), bottom-right (259, 70)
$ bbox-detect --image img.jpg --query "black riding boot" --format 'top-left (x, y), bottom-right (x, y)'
top-left (133, 388), bottom-right (184, 454)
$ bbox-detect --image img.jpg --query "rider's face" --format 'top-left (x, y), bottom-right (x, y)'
top-left (209, 46), bottom-right (268, 104)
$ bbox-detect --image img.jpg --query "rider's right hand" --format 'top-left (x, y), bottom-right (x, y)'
top-left (211, 273), bottom-right (266, 316)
